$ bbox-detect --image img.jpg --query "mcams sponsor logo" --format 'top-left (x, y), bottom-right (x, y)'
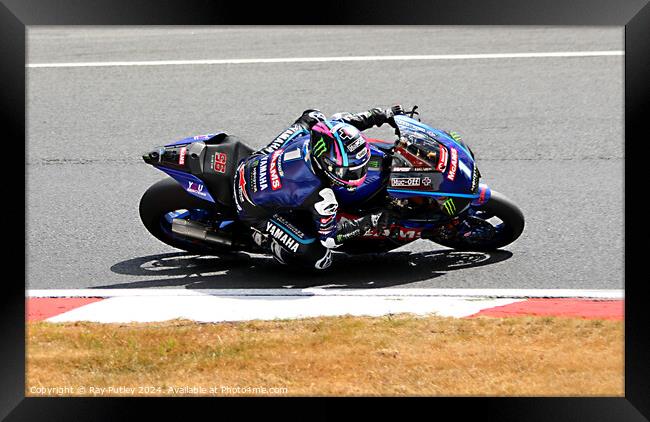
top-left (269, 150), bottom-right (283, 190)
top-left (390, 177), bottom-right (421, 187)
top-left (266, 221), bottom-right (300, 253)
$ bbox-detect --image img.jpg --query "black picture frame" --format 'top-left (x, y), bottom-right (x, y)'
top-left (4, 0), bottom-right (648, 419)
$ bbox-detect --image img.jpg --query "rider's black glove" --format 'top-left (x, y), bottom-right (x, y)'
top-left (295, 109), bottom-right (326, 129)
top-left (383, 104), bottom-right (405, 129)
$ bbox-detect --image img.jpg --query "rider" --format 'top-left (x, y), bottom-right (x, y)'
top-left (233, 105), bottom-right (405, 270)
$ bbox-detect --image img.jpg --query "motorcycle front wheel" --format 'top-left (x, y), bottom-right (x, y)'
top-left (429, 190), bottom-right (525, 251)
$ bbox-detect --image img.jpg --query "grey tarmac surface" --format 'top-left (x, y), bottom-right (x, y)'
top-left (26, 27), bottom-right (624, 290)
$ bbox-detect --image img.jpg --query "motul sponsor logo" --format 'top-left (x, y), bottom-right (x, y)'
top-left (447, 147), bottom-right (458, 181)
top-left (178, 147), bottom-right (186, 165)
top-left (269, 150), bottom-right (283, 190)
top-left (437, 146), bottom-right (448, 172)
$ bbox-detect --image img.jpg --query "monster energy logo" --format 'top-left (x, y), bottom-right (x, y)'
top-left (442, 198), bottom-right (456, 215)
top-left (313, 136), bottom-right (327, 157)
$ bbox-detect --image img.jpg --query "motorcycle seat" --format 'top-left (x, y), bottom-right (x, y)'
top-left (200, 134), bottom-right (254, 209)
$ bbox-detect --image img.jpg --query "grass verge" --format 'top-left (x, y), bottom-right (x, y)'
top-left (27, 314), bottom-right (623, 396)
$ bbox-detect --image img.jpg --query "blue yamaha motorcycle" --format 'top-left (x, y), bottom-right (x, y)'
top-left (139, 109), bottom-right (524, 257)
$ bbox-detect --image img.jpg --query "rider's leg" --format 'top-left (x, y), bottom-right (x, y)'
top-left (264, 215), bottom-right (332, 270)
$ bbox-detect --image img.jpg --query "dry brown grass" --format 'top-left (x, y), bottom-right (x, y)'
top-left (26, 314), bottom-right (623, 397)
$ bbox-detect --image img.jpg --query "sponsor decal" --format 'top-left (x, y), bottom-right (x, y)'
top-left (471, 166), bottom-right (479, 192)
top-left (390, 177), bottom-right (421, 187)
top-left (187, 181), bottom-right (207, 197)
top-left (478, 186), bottom-right (487, 204)
top-left (264, 127), bottom-right (300, 154)
top-left (213, 152), bottom-right (227, 174)
top-left (441, 198), bottom-right (456, 215)
top-left (398, 229), bottom-right (421, 240)
top-left (283, 148), bottom-right (302, 162)
top-left (449, 131), bottom-right (463, 143)
top-left (392, 166), bottom-right (436, 172)
top-left (447, 147), bottom-right (458, 181)
top-left (320, 215), bottom-right (335, 225)
top-left (362, 225), bottom-right (422, 241)
top-left (368, 159), bottom-right (381, 170)
top-left (266, 221), bottom-right (300, 253)
top-left (274, 216), bottom-right (306, 238)
top-left (249, 166), bottom-right (258, 193)
top-left (355, 148), bottom-right (368, 160)
top-left (313, 136), bottom-right (327, 157)
top-left (347, 136), bottom-right (365, 152)
top-left (422, 177), bottom-right (432, 186)
top-left (437, 146), bottom-right (448, 172)
top-left (269, 150), bottom-right (283, 190)
top-left (337, 126), bottom-right (357, 141)
top-left (178, 147), bottom-right (187, 165)
top-left (237, 164), bottom-right (253, 205)
top-left (193, 134), bottom-right (215, 141)
top-left (258, 156), bottom-right (269, 191)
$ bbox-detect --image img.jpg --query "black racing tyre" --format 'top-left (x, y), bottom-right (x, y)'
top-left (139, 178), bottom-right (230, 254)
top-left (431, 190), bottom-right (525, 251)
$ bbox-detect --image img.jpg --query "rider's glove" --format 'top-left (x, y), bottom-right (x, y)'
top-left (326, 210), bottom-right (397, 248)
top-left (295, 109), bottom-right (326, 128)
top-left (383, 104), bottom-right (404, 129)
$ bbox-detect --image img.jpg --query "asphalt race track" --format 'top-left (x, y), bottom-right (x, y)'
top-left (26, 27), bottom-right (624, 290)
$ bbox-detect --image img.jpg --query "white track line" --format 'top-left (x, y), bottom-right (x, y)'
top-left (27, 288), bottom-right (624, 299)
top-left (27, 51), bottom-right (624, 69)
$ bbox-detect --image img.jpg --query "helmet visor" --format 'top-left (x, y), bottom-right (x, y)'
top-left (325, 155), bottom-right (370, 186)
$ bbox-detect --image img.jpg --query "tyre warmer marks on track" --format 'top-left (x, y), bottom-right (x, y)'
top-left (26, 289), bottom-right (623, 323)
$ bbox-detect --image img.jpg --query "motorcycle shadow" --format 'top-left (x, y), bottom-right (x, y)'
top-left (105, 249), bottom-right (513, 290)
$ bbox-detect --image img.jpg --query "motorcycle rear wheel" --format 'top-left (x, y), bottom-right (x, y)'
top-left (139, 178), bottom-right (233, 254)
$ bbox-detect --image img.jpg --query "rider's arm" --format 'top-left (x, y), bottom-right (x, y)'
top-left (253, 109), bottom-right (327, 156)
top-left (306, 187), bottom-right (340, 248)
top-left (330, 105), bottom-right (404, 131)
top-left (305, 187), bottom-right (387, 249)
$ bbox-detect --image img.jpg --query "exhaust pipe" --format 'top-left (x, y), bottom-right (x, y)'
top-left (171, 218), bottom-right (233, 247)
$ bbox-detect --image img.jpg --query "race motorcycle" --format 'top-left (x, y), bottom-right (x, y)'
top-left (139, 108), bottom-right (524, 259)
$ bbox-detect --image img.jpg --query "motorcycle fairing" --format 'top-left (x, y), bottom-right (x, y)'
top-left (388, 115), bottom-right (480, 200)
top-left (156, 166), bottom-right (217, 203)
top-left (164, 132), bottom-right (226, 148)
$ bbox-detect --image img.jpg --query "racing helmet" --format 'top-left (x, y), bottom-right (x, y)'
top-left (309, 121), bottom-right (370, 190)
